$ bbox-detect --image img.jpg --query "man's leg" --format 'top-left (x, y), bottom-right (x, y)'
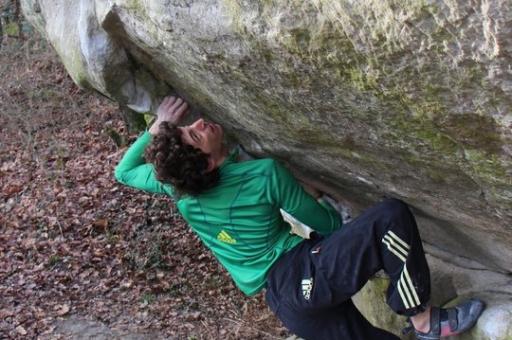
top-left (311, 198), bottom-right (431, 315)
top-left (266, 198), bottom-right (429, 339)
top-left (310, 197), bottom-right (484, 339)
top-left (266, 237), bottom-right (399, 340)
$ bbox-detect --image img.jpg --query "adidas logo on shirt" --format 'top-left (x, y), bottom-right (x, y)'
top-left (217, 230), bottom-right (237, 244)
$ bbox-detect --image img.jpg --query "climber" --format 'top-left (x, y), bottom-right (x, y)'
top-left (114, 95), bottom-right (485, 340)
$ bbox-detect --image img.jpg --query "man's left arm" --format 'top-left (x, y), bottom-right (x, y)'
top-left (271, 161), bottom-right (342, 235)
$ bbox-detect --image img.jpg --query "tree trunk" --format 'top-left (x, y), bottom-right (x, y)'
top-left (12, 0), bottom-right (23, 39)
top-left (119, 105), bottom-right (147, 133)
top-left (0, 16), bottom-right (3, 49)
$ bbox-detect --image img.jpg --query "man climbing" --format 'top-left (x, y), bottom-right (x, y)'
top-left (115, 95), bottom-right (484, 340)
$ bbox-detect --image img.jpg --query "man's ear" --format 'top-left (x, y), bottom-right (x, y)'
top-left (205, 156), bottom-right (216, 173)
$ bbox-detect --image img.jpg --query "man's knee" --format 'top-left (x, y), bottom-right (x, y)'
top-left (380, 198), bottom-right (412, 220)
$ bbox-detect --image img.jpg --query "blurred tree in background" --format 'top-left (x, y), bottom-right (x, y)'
top-left (1, 0), bottom-right (25, 48)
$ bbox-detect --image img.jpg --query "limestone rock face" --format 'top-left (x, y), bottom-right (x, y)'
top-left (22, 0), bottom-right (512, 337)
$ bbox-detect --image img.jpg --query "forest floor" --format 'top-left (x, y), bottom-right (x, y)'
top-left (0, 30), bottom-right (288, 339)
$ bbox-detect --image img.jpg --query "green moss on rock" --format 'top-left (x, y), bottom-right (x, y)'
top-left (353, 276), bottom-right (409, 337)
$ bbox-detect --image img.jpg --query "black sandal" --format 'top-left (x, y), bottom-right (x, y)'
top-left (403, 298), bottom-right (485, 339)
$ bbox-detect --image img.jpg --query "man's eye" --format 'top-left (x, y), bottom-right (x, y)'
top-left (191, 131), bottom-right (200, 143)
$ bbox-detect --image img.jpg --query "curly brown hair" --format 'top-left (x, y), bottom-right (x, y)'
top-left (144, 121), bottom-right (220, 196)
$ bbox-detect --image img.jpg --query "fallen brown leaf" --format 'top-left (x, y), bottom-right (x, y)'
top-left (92, 218), bottom-right (109, 232)
top-left (55, 304), bottom-right (70, 316)
top-left (15, 325), bottom-right (27, 335)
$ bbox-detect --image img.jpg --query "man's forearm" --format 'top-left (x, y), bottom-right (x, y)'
top-left (148, 118), bottom-right (163, 135)
top-left (114, 131), bottom-right (152, 181)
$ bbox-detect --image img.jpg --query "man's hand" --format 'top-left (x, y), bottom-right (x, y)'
top-left (149, 96), bottom-right (189, 135)
top-left (280, 209), bottom-right (315, 239)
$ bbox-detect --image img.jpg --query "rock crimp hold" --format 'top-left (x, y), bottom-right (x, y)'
top-left (22, 1), bottom-right (512, 338)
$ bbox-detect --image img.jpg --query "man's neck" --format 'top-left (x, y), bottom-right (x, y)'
top-left (213, 144), bottom-right (229, 168)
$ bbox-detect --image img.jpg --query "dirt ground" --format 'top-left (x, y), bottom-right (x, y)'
top-left (0, 26), bottom-right (289, 339)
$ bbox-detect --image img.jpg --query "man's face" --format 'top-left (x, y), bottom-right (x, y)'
top-left (179, 118), bottom-right (224, 157)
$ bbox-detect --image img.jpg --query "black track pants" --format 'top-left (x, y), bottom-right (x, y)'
top-left (265, 198), bottom-right (430, 340)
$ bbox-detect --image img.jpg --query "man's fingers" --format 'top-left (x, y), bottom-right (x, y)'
top-left (158, 96), bottom-right (175, 114)
top-left (164, 96), bottom-right (176, 110)
top-left (169, 97), bottom-right (184, 113)
top-left (156, 95), bottom-right (188, 124)
top-left (173, 102), bottom-right (189, 121)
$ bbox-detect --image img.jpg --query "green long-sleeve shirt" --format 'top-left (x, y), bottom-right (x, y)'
top-left (115, 131), bottom-right (342, 296)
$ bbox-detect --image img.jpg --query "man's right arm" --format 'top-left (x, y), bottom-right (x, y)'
top-left (114, 131), bottom-right (170, 195)
top-left (114, 96), bottom-right (188, 195)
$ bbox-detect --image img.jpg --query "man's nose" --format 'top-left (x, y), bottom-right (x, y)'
top-left (192, 118), bottom-right (205, 130)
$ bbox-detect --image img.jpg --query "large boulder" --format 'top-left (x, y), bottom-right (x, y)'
top-left (22, 0), bottom-right (512, 337)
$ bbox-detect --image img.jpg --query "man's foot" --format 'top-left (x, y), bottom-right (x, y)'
top-left (407, 299), bottom-right (485, 339)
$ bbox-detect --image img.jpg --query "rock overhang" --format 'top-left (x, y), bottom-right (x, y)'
top-left (21, 0), bottom-right (512, 280)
